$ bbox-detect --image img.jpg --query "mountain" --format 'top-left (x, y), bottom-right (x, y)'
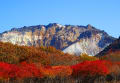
top-left (96, 38), bottom-right (120, 61)
top-left (0, 23), bottom-right (115, 56)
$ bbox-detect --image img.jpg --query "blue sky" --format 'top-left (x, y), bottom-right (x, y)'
top-left (0, 0), bottom-right (120, 38)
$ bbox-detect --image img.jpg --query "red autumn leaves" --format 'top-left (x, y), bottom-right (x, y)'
top-left (0, 60), bottom-right (112, 80)
top-left (0, 62), bottom-right (43, 80)
top-left (71, 60), bottom-right (110, 77)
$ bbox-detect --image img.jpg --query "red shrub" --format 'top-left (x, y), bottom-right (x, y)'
top-left (71, 60), bottom-right (110, 77)
top-left (0, 62), bottom-right (43, 80)
top-left (16, 62), bottom-right (43, 79)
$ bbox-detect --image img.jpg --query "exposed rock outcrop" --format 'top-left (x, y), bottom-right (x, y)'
top-left (0, 23), bottom-right (115, 56)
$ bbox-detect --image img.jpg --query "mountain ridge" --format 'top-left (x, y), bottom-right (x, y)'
top-left (0, 23), bottom-right (116, 56)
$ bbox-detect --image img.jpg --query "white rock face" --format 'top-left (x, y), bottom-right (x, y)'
top-left (1, 31), bottom-right (42, 46)
top-left (63, 34), bottom-right (102, 56)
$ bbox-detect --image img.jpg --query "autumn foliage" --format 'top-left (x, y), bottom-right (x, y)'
top-left (0, 62), bottom-right (43, 80)
top-left (0, 42), bottom-right (78, 66)
top-left (0, 60), bottom-right (112, 80)
top-left (1, 42), bottom-right (120, 82)
top-left (71, 60), bottom-right (110, 77)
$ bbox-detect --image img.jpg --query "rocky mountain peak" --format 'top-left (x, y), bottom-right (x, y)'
top-left (87, 24), bottom-right (93, 29)
top-left (0, 23), bottom-right (116, 56)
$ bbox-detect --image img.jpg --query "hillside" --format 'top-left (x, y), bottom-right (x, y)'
top-left (0, 42), bottom-right (120, 83)
top-left (97, 38), bottom-right (120, 61)
top-left (0, 23), bottom-right (115, 56)
top-left (0, 42), bottom-right (99, 65)
top-left (0, 42), bottom-right (78, 65)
